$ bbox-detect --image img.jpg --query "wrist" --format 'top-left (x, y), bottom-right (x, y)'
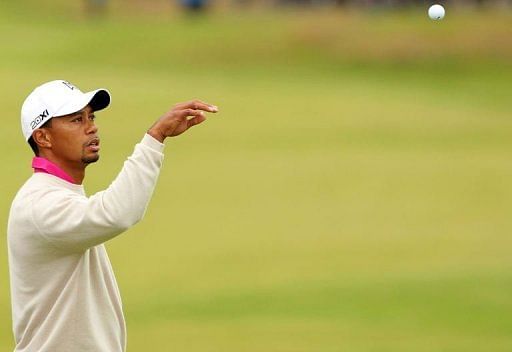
top-left (147, 127), bottom-right (165, 143)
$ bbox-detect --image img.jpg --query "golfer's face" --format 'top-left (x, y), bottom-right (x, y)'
top-left (51, 105), bottom-right (100, 165)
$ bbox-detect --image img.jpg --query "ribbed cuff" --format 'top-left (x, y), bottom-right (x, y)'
top-left (142, 133), bottom-right (165, 152)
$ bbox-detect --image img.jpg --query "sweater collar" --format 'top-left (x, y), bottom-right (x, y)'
top-left (32, 157), bottom-right (78, 184)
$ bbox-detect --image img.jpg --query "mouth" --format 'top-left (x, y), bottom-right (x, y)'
top-left (86, 138), bottom-right (100, 152)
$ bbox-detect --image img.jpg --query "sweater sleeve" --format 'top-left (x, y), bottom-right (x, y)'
top-left (31, 134), bottom-right (165, 252)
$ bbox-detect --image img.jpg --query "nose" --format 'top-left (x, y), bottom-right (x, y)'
top-left (86, 118), bottom-right (98, 135)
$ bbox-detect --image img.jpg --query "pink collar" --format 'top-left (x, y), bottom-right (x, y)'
top-left (32, 157), bottom-right (77, 184)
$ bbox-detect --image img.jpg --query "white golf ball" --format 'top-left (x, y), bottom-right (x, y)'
top-left (428, 4), bottom-right (445, 20)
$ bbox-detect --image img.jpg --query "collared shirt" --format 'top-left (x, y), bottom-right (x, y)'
top-left (32, 157), bottom-right (77, 184)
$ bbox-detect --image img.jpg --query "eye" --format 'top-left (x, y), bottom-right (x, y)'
top-left (72, 117), bottom-right (82, 123)
top-left (90, 115), bottom-right (96, 121)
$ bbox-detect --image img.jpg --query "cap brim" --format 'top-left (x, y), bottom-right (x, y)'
top-left (87, 89), bottom-right (110, 112)
top-left (54, 89), bottom-right (111, 117)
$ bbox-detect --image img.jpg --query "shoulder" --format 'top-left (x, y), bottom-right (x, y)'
top-left (12, 174), bottom-right (85, 209)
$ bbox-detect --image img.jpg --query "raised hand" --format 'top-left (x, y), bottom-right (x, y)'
top-left (147, 100), bottom-right (218, 142)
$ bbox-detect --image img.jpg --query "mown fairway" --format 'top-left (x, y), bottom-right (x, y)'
top-left (1, 2), bottom-right (512, 351)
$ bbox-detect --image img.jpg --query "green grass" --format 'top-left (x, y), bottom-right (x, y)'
top-left (1, 3), bottom-right (512, 351)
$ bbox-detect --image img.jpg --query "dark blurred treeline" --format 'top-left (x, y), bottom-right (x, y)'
top-left (272, 0), bottom-right (510, 6)
top-left (230, 0), bottom-right (512, 8)
top-left (84, 0), bottom-right (512, 14)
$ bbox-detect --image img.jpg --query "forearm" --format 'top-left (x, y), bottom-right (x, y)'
top-left (98, 133), bottom-right (164, 229)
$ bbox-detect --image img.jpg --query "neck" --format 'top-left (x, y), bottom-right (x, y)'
top-left (38, 153), bottom-right (86, 184)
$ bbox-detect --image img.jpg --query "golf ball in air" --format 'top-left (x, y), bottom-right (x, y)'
top-left (428, 4), bottom-right (445, 20)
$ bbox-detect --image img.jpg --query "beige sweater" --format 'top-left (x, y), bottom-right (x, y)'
top-left (7, 134), bottom-right (165, 352)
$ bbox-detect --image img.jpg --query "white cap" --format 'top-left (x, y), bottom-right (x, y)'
top-left (21, 80), bottom-right (111, 141)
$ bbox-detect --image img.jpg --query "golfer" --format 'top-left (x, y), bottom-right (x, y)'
top-left (7, 80), bottom-right (218, 351)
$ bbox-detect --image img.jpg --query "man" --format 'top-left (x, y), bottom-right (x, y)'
top-left (7, 80), bottom-right (218, 352)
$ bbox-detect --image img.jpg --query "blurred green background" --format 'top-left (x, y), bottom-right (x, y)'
top-left (1, 1), bottom-right (512, 351)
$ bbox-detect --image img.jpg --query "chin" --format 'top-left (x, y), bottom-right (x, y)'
top-left (82, 154), bottom-right (100, 165)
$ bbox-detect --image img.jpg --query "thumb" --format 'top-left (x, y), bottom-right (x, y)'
top-left (186, 114), bottom-right (207, 128)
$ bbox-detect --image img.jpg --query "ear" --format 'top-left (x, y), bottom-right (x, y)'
top-left (32, 129), bottom-right (52, 150)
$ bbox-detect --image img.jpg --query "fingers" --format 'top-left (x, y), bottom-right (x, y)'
top-left (174, 100), bottom-right (218, 113)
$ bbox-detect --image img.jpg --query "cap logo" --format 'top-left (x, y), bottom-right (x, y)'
top-left (62, 81), bottom-right (76, 90)
top-left (30, 109), bottom-right (49, 130)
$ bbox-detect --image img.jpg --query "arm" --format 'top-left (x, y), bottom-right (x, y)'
top-left (32, 134), bottom-right (163, 252)
top-left (32, 100), bottom-right (218, 252)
